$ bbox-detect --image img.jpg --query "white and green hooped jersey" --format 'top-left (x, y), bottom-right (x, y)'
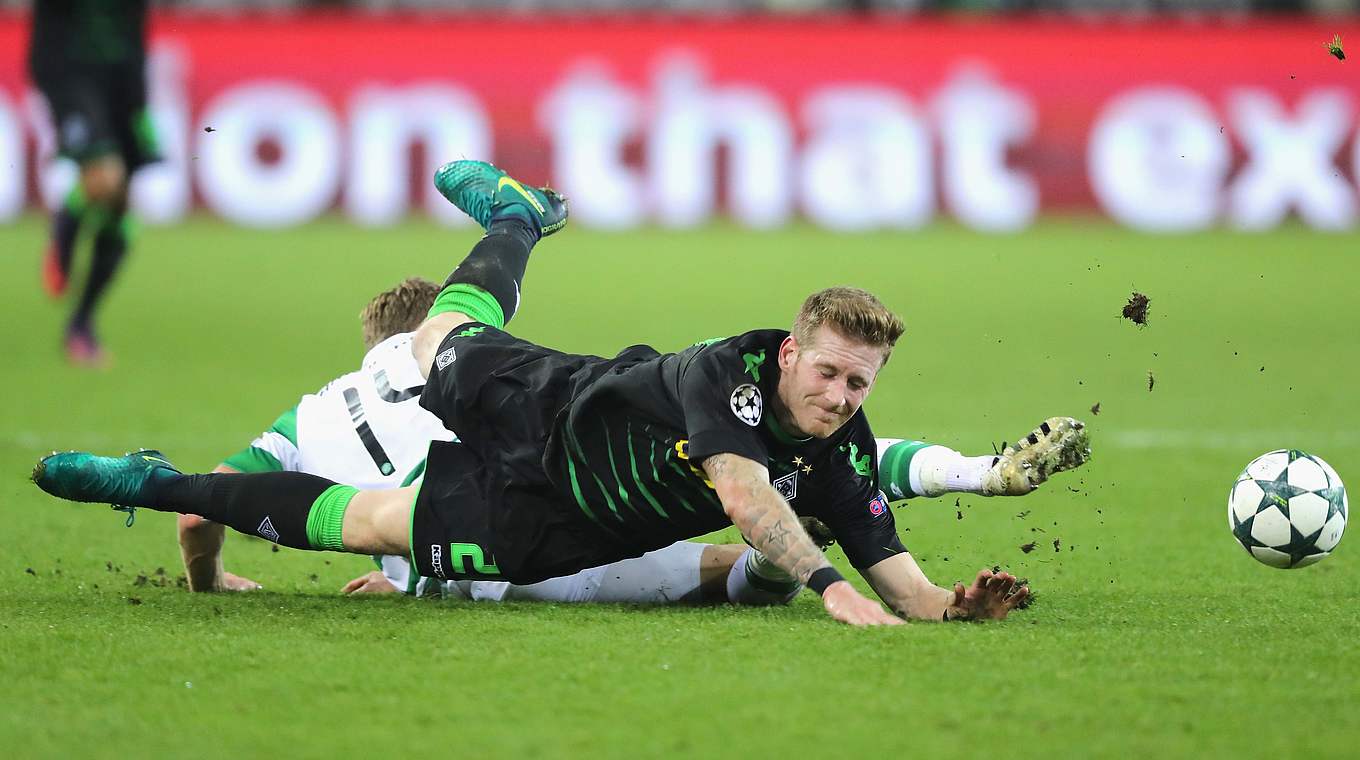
top-left (223, 332), bottom-right (455, 489)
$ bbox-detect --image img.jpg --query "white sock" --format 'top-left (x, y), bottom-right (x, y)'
top-left (726, 547), bottom-right (802, 606)
top-left (910, 445), bottom-right (996, 497)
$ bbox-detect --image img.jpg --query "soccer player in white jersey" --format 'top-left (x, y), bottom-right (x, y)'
top-left (181, 277), bottom-right (1089, 607)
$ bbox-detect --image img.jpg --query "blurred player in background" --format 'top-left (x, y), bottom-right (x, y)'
top-left (29, 0), bottom-right (157, 366)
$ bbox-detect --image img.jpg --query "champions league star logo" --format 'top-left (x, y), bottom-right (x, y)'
top-left (730, 384), bottom-right (762, 427)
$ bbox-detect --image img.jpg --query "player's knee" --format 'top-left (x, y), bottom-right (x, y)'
top-left (341, 488), bottom-right (411, 555)
top-left (80, 157), bottom-right (127, 206)
top-left (177, 513), bottom-right (215, 533)
top-left (413, 312), bottom-right (475, 379)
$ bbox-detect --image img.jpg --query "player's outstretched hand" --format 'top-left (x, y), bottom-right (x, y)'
top-left (947, 569), bottom-right (1029, 621)
top-left (822, 581), bottom-right (904, 626)
top-left (222, 571), bottom-right (262, 592)
top-left (342, 570), bottom-right (399, 595)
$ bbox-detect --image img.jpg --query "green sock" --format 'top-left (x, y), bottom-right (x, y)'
top-left (305, 484), bottom-right (357, 551)
top-left (879, 440), bottom-right (934, 500)
top-left (427, 283), bottom-right (505, 329)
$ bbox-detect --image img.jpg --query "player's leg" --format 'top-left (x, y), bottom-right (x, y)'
top-left (65, 76), bottom-right (161, 364)
top-left (32, 449), bottom-right (411, 556)
top-left (492, 542), bottom-right (744, 604)
top-left (725, 546), bottom-right (805, 605)
top-left (412, 160), bottom-right (569, 377)
top-left (589, 543), bottom-right (753, 604)
top-left (64, 157), bottom-right (130, 364)
top-left (34, 72), bottom-right (112, 300)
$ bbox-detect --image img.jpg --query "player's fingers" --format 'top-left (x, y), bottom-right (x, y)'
top-left (986, 573), bottom-right (1008, 596)
top-left (1004, 585), bottom-right (1030, 610)
top-left (974, 568), bottom-right (994, 588)
top-left (341, 576), bottom-right (366, 594)
top-left (861, 602), bottom-right (902, 626)
top-left (877, 609), bottom-right (905, 626)
top-left (994, 573), bottom-right (1016, 599)
top-left (222, 572), bottom-right (262, 591)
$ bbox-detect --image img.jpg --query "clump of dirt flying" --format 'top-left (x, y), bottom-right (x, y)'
top-left (1326, 34), bottom-right (1345, 61)
top-left (1020, 542), bottom-right (1038, 554)
top-left (1122, 292), bottom-right (1151, 325)
top-left (1147, 370), bottom-right (1156, 392)
top-left (1090, 402), bottom-right (1101, 416)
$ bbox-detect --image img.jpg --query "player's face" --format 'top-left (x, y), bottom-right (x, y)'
top-left (775, 327), bottom-right (885, 438)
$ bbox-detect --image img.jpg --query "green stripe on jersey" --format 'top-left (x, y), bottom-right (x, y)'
top-left (565, 453), bottom-right (601, 525)
top-left (602, 422), bottom-right (639, 517)
top-left (879, 440), bottom-right (933, 500)
top-left (566, 427), bottom-right (621, 520)
top-left (269, 406), bottom-right (299, 445)
top-left (626, 422), bottom-right (668, 519)
top-left (222, 445), bottom-right (283, 474)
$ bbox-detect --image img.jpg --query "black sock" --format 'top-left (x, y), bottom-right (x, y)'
top-left (71, 218), bottom-right (129, 332)
top-left (149, 471), bottom-right (337, 551)
top-left (441, 218), bottom-right (537, 323)
top-left (50, 207), bottom-right (81, 274)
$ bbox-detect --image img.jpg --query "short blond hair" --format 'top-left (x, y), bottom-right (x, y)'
top-left (792, 287), bottom-right (905, 361)
top-left (360, 277), bottom-right (442, 350)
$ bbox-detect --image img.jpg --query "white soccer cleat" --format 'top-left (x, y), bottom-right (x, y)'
top-left (981, 417), bottom-right (1091, 496)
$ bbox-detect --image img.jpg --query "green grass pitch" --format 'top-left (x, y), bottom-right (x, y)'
top-left (1, 215), bottom-right (1358, 757)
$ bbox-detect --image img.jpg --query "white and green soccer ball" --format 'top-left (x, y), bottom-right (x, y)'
top-left (1228, 450), bottom-right (1347, 569)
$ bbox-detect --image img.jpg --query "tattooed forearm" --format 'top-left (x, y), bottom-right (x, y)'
top-left (743, 503), bottom-right (829, 584)
top-left (764, 520), bottom-right (791, 553)
top-left (704, 454), bottom-right (830, 585)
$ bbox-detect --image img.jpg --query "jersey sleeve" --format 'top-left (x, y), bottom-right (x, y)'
top-left (678, 343), bottom-right (769, 465)
top-left (221, 406), bottom-right (300, 473)
top-left (814, 425), bottom-right (907, 569)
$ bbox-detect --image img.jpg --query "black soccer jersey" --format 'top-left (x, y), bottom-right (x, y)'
top-left (29, 0), bottom-right (149, 72)
top-left (544, 329), bottom-right (907, 569)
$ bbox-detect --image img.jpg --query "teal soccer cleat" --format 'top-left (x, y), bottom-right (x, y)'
top-left (433, 160), bottom-right (568, 238)
top-left (31, 449), bottom-right (179, 526)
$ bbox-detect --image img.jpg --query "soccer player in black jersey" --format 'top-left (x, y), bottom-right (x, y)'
top-left (29, 0), bottom-right (157, 365)
top-left (34, 160), bottom-right (1091, 626)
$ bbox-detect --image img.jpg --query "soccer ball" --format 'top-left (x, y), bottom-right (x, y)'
top-left (1227, 449), bottom-right (1347, 569)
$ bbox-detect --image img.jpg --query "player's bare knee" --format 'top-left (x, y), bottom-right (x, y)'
top-left (413, 311), bottom-right (474, 378)
top-left (177, 513), bottom-right (218, 534)
top-left (81, 157), bottom-right (127, 206)
top-left (700, 544), bottom-right (746, 575)
top-left (341, 487), bottom-right (412, 555)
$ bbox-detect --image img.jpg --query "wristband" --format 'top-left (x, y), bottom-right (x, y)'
top-left (807, 567), bottom-right (846, 596)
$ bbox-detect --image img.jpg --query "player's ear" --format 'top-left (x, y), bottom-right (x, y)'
top-left (778, 334), bottom-right (799, 370)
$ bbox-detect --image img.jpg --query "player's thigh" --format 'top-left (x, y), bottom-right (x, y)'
top-left (38, 73), bottom-right (118, 170)
top-left (412, 312), bottom-right (475, 379)
top-left (80, 155), bottom-right (127, 205)
top-left (698, 543), bottom-right (745, 593)
top-left (341, 486), bottom-right (416, 555)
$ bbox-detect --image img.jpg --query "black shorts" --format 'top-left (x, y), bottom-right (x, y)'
top-left (32, 62), bottom-right (159, 170)
top-left (411, 324), bottom-right (631, 583)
